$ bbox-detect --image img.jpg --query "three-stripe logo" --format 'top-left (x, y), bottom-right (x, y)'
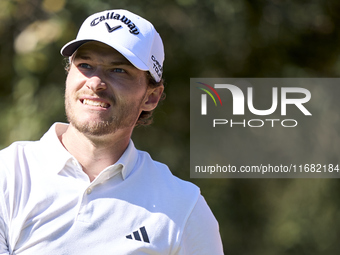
top-left (126, 226), bottom-right (150, 243)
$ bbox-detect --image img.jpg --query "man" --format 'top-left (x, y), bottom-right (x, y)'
top-left (0, 9), bottom-right (223, 254)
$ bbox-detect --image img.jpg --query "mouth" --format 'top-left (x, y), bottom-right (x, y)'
top-left (80, 98), bottom-right (111, 108)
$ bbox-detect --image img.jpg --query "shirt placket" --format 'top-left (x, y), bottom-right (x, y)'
top-left (75, 166), bottom-right (122, 223)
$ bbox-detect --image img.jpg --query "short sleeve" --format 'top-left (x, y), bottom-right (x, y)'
top-left (176, 195), bottom-right (224, 255)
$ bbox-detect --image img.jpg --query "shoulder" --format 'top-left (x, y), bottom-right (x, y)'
top-left (0, 141), bottom-right (34, 170)
top-left (177, 195), bottom-right (224, 254)
top-left (128, 149), bottom-right (201, 217)
top-left (0, 141), bottom-right (36, 221)
top-left (135, 150), bottom-right (200, 198)
top-left (0, 141), bottom-right (39, 192)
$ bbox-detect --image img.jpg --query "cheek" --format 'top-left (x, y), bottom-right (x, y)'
top-left (64, 76), bottom-right (80, 103)
top-left (64, 79), bottom-right (73, 100)
top-left (65, 71), bottom-right (83, 95)
top-left (130, 75), bottom-right (149, 98)
top-left (65, 72), bottom-right (75, 92)
top-left (114, 82), bottom-right (147, 102)
top-left (67, 66), bottom-right (86, 87)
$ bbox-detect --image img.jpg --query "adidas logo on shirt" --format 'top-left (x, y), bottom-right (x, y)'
top-left (126, 226), bottom-right (150, 243)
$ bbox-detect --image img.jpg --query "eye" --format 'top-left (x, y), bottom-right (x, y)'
top-left (78, 63), bottom-right (92, 69)
top-left (111, 68), bottom-right (126, 73)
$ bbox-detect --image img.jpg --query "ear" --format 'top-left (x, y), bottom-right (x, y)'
top-left (141, 85), bottom-right (164, 112)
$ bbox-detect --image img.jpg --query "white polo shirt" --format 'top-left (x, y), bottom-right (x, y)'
top-left (0, 123), bottom-right (223, 255)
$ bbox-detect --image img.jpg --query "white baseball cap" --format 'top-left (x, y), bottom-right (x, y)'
top-left (61, 9), bottom-right (164, 82)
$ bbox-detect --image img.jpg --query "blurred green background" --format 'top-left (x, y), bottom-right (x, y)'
top-left (1, 0), bottom-right (340, 254)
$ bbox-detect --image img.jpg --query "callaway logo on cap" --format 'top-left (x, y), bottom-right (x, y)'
top-left (60, 9), bottom-right (164, 82)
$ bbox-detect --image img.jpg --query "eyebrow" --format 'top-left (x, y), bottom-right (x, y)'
top-left (74, 54), bottom-right (133, 67)
top-left (110, 61), bottom-right (133, 67)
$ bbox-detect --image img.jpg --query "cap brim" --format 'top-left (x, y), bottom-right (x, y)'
top-left (60, 39), bottom-right (91, 57)
top-left (60, 39), bottom-right (149, 72)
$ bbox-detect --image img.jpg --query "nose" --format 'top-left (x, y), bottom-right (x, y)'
top-left (85, 76), bottom-right (107, 92)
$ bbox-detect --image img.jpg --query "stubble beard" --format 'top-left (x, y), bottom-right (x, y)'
top-left (65, 91), bottom-right (144, 137)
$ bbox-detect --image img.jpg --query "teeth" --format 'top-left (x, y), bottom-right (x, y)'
top-left (83, 99), bottom-right (109, 108)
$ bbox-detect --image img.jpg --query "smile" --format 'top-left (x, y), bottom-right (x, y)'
top-left (81, 99), bottom-right (110, 108)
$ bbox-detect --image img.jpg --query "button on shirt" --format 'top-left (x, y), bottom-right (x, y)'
top-left (0, 123), bottom-right (223, 255)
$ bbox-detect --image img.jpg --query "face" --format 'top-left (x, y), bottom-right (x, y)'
top-left (65, 41), bottom-right (159, 136)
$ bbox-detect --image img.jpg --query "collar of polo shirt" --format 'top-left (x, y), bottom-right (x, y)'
top-left (38, 123), bottom-right (138, 181)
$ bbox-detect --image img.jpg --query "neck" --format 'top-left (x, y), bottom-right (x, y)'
top-left (59, 124), bottom-right (132, 182)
